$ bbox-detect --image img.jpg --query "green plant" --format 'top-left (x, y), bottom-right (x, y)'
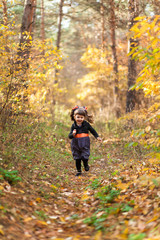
top-left (87, 178), bottom-right (102, 190)
top-left (121, 204), bottom-right (133, 212)
top-left (128, 233), bottom-right (146, 240)
top-left (0, 168), bottom-right (22, 185)
top-left (34, 210), bottom-right (48, 220)
top-left (97, 186), bottom-right (121, 204)
top-left (84, 214), bottom-right (106, 231)
top-left (70, 214), bottom-right (79, 219)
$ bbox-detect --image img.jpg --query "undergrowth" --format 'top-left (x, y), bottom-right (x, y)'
top-left (0, 116), bottom-right (71, 184)
top-left (0, 109), bottom-right (159, 186)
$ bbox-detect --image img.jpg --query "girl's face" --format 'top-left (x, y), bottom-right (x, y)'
top-left (74, 114), bottom-right (85, 125)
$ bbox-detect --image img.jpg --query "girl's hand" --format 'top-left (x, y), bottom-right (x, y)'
top-left (97, 137), bottom-right (102, 142)
top-left (73, 129), bottom-right (76, 136)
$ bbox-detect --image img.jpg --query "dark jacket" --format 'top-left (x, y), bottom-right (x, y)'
top-left (68, 121), bottom-right (99, 139)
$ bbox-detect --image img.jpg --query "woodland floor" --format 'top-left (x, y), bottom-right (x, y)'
top-left (0, 134), bottom-right (160, 240)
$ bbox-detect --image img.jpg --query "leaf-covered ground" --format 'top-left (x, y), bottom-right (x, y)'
top-left (0, 125), bottom-right (160, 240)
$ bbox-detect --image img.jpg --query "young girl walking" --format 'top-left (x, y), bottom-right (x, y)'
top-left (69, 106), bottom-right (102, 176)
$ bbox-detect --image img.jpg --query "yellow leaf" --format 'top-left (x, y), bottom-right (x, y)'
top-left (115, 234), bottom-right (127, 240)
top-left (52, 238), bottom-right (65, 240)
top-left (35, 220), bottom-right (48, 228)
top-left (35, 197), bottom-right (42, 203)
top-left (116, 182), bottom-right (130, 190)
top-left (19, 190), bottom-right (25, 193)
top-left (147, 216), bottom-right (158, 224)
top-left (50, 184), bottom-right (57, 189)
top-left (50, 192), bottom-right (55, 196)
top-left (118, 227), bottom-right (129, 240)
top-left (0, 229), bottom-right (4, 236)
top-left (155, 153), bottom-right (160, 160)
top-left (23, 217), bottom-right (33, 222)
top-left (81, 191), bottom-right (90, 201)
top-left (145, 126), bottom-right (151, 133)
top-left (149, 158), bottom-right (159, 164)
top-left (142, 168), bottom-right (149, 171)
top-left (93, 231), bottom-right (102, 240)
top-left (0, 225), bottom-right (4, 236)
top-left (60, 216), bottom-right (65, 222)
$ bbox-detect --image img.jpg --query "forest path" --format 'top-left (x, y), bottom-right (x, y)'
top-left (1, 139), bottom-right (160, 240)
top-left (0, 139), bottom-right (119, 240)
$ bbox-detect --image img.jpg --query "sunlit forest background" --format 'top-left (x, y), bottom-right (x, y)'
top-left (0, 0), bottom-right (159, 123)
top-left (0, 0), bottom-right (160, 239)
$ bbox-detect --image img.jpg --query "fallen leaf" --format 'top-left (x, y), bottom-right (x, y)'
top-left (146, 216), bottom-right (158, 224)
top-left (116, 182), bottom-right (130, 190)
top-left (34, 220), bottom-right (48, 228)
top-left (0, 226), bottom-right (4, 236)
top-left (81, 190), bottom-right (90, 201)
top-left (35, 197), bottom-right (42, 203)
top-left (93, 231), bottom-right (102, 240)
top-left (23, 217), bottom-right (33, 222)
top-left (145, 125), bottom-right (151, 133)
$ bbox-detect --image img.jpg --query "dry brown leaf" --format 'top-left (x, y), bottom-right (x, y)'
top-left (34, 220), bottom-right (48, 228)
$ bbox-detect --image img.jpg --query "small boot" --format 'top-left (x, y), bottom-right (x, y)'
top-left (75, 159), bottom-right (82, 176)
top-left (75, 171), bottom-right (82, 176)
top-left (83, 159), bottom-right (89, 171)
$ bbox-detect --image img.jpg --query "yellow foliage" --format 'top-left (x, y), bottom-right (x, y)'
top-left (131, 16), bottom-right (160, 98)
top-left (0, 21), bottom-right (63, 121)
top-left (128, 16), bottom-right (160, 157)
top-left (77, 45), bottom-right (127, 115)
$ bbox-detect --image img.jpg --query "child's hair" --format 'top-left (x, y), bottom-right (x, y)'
top-left (70, 106), bottom-right (93, 123)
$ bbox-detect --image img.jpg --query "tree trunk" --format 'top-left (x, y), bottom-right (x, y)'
top-left (17, 0), bottom-right (37, 68)
top-left (2, 0), bottom-right (8, 26)
top-left (41, 0), bottom-right (45, 44)
top-left (100, 0), bottom-right (105, 51)
top-left (55, 0), bottom-right (64, 84)
top-left (126, 0), bottom-right (139, 113)
top-left (109, 0), bottom-right (120, 118)
top-left (56, 0), bottom-right (64, 50)
top-left (153, 0), bottom-right (160, 15)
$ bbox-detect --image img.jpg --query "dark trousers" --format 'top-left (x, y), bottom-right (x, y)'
top-left (76, 158), bottom-right (88, 172)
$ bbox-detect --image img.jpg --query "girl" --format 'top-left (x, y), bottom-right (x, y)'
top-left (69, 106), bottom-right (102, 176)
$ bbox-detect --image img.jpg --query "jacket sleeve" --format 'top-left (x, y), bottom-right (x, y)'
top-left (88, 123), bottom-right (99, 138)
top-left (68, 124), bottom-right (74, 139)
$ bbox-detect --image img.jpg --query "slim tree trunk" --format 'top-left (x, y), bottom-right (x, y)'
top-left (126, 0), bottom-right (139, 113)
top-left (2, 0), bottom-right (8, 26)
top-left (41, 0), bottom-right (45, 42)
top-left (100, 0), bottom-right (105, 51)
top-left (153, 0), bottom-right (160, 15)
top-left (109, 0), bottom-right (120, 118)
top-left (56, 0), bottom-right (64, 50)
top-left (2, 0), bottom-right (9, 52)
top-left (55, 0), bottom-right (64, 84)
top-left (17, 0), bottom-right (37, 68)
top-left (41, 0), bottom-right (45, 55)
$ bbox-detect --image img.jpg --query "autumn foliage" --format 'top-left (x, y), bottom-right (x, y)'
top-left (0, 21), bottom-right (62, 127)
top-left (0, 1), bottom-right (160, 239)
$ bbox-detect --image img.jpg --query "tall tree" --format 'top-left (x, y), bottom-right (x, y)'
top-left (2, 0), bottom-right (8, 26)
top-left (41, 0), bottom-right (45, 43)
top-left (109, 0), bottom-right (120, 117)
top-left (56, 0), bottom-right (64, 50)
top-left (55, 0), bottom-right (64, 84)
top-left (152, 0), bottom-right (160, 15)
top-left (17, 0), bottom-right (37, 68)
top-left (126, 0), bottom-right (139, 113)
top-left (100, 0), bottom-right (105, 51)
